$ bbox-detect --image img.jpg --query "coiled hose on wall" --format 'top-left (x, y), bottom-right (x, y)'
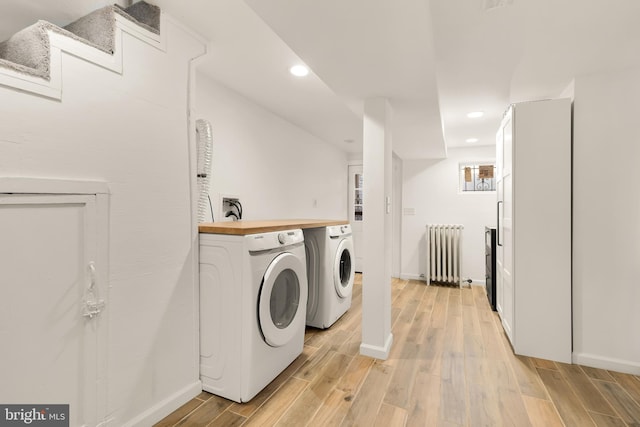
top-left (196, 119), bottom-right (213, 223)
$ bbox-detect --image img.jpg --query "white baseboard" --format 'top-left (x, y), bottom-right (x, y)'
top-left (398, 274), bottom-right (486, 286)
top-left (119, 380), bottom-right (202, 427)
top-left (573, 352), bottom-right (640, 375)
top-left (399, 273), bottom-right (424, 281)
top-left (360, 333), bottom-right (394, 360)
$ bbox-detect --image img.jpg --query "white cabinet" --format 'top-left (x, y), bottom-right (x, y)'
top-left (0, 178), bottom-right (109, 426)
top-left (496, 99), bottom-right (572, 363)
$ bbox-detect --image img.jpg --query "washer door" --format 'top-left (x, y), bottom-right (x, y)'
top-left (334, 238), bottom-right (354, 298)
top-left (259, 252), bottom-right (307, 347)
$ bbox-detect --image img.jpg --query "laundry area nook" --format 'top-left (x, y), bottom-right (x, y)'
top-left (1, 0), bottom-right (639, 426)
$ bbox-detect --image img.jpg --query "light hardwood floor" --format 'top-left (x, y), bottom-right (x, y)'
top-left (156, 275), bottom-right (640, 426)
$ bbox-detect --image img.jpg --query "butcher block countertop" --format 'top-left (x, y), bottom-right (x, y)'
top-left (198, 219), bottom-right (349, 235)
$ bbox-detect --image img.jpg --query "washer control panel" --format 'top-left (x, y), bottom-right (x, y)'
top-left (328, 224), bottom-right (352, 238)
top-left (247, 229), bottom-right (304, 252)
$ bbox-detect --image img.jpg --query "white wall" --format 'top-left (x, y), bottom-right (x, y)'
top-left (401, 146), bottom-right (496, 282)
top-left (573, 66), bottom-right (640, 374)
top-left (0, 21), bottom-right (204, 425)
top-left (195, 73), bottom-right (349, 221)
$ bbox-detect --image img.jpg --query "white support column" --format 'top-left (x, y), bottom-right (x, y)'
top-left (360, 98), bottom-right (393, 360)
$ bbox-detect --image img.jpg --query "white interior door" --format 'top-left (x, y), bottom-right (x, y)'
top-left (0, 193), bottom-right (104, 427)
top-left (497, 113), bottom-right (514, 340)
top-left (348, 164), bottom-right (364, 272)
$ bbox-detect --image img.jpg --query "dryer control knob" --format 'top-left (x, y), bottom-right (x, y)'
top-left (277, 233), bottom-right (286, 244)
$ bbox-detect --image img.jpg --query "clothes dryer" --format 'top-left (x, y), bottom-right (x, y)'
top-left (303, 224), bottom-right (354, 328)
top-left (199, 228), bottom-right (307, 402)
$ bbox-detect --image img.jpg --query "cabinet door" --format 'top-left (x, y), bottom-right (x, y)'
top-left (0, 194), bottom-right (104, 426)
top-left (497, 109), bottom-right (514, 341)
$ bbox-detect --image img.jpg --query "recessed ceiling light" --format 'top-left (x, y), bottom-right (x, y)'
top-left (467, 111), bottom-right (484, 118)
top-left (466, 138), bottom-right (479, 143)
top-left (289, 65), bottom-right (309, 77)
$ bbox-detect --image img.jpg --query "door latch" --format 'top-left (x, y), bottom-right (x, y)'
top-left (82, 262), bottom-right (105, 318)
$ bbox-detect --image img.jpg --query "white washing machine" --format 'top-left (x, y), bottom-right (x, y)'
top-left (199, 228), bottom-right (308, 403)
top-left (303, 224), bottom-right (354, 329)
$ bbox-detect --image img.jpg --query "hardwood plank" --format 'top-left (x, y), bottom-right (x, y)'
top-left (447, 288), bottom-right (462, 318)
top-left (442, 313), bottom-right (464, 354)
top-left (374, 403), bottom-right (407, 427)
top-left (336, 355), bottom-right (374, 398)
top-left (195, 392), bottom-right (213, 402)
top-left (496, 385), bottom-right (533, 427)
top-left (241, 377), bottom-right (309, 427)
top-left (406, 371), bottom-right (440, 427)
top-left (473, 284), bottom-right (490, 309)
top-left (588, 412), bottom-right (627, 427)
top-left (593, 379), bottom-right (640, 425)
top-left (293, 344), bottom-right (335, 382)
top-left (205, 410), bottom-right (246, 427)
top-left (609, 370), bottom-right (640, 407)
top-left (478, 315), bottom-right (504, 361)
top-left (304, 327), bottom-right (332, 348)
top-left (521, 395), bottom-right (564, 427)
top-left (531, 358), bottom-right (558, 370)
top-left (307, 388), bottom-right (349, 427)
top-left (461, 303), bottom-right (482, 337)
top-left (430, 287), bottom-right (449, 329)
top-left (383, 341), bottom-right (419, 408)
top-left (468, 382), bottom-right (501, 427)
top-left (557, 362), bottom-right (617, 416)
top-left (156, 273), bottom-right (640, 427)
top-left (504, 354), bottom-right (548, 400)
top-left (341, 362), bottom-right (393, 426)
top-left (335, 327), bottom-right (362, 358)
top-left (416, 327), bottom-right (445, 376)
top-left (174, 395), bottom-right (232, 427)
top-left (153, 399), bottom-right (204, 427)
top-left (406, 309), bottom-right (429, 344)
top-left (278, 352), bottom-right (352, 426)
top-left (465, 357), bottom-right (517, 390)
top-left (229, 345), bottom-right (316, 417)
top-left (537, 367), bottom-right (596, 427)
top-left (440, 351), bottom-right (466, 425)
top-left (461, 286), bottom-right (475, 306)
top-left (580, 366), bottom-right (615, 381)
top-left (417, 284), bottom-right (437, 314)
top-left (463, 332), bottom-right (485, 359)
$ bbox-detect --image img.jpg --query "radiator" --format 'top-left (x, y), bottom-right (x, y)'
top-left (426, 224), bottom-right (464, 287)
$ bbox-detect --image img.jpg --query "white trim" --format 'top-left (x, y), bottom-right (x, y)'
top-left (118, 381), bottom-right (202, 427)
top-left (572, 353), bottom-right (640, 375)
top-left (399, 273), bottom-right (424, 281)
top-left (0, 177), bottom-right (109, 194)
top-left (0, 45), bottom-right (62, 99)
top-left (360, 332), bottom-right (394, 360)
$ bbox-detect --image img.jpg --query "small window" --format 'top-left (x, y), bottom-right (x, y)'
top-left (459, 162), bottom-right (496, 192)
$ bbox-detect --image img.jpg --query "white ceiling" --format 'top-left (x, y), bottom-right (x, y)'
top-left (3, 0), bottom-right (640, 159)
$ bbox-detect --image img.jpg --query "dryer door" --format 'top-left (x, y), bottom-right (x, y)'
top-left (334, 238), bottom-right (354, 298)
top-left (259, 252), bottom-right (308, 347)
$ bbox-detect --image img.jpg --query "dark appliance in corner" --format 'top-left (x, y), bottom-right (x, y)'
top-left (485, 226), bottom-right (497, 311)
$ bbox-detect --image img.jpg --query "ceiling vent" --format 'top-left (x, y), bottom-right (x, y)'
top-left (483, 0), bottom-right (514, 11)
